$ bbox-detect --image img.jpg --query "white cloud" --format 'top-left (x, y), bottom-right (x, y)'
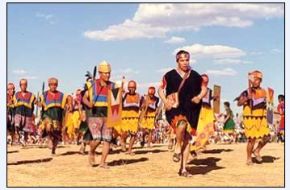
top-left (84, 19), bottom-right (168, 41)
top-left (36, 12), bottom-right (55, 24)
top-left (157, 67), bottom-right (173, 73)
top-left (174, 43), bottom-right (246, 59)
top-left (270, 48), bottom-right (281, 54)
top-left (249, 51), bottom-right (264, 55)
top-left (164, 36), bottom-right (185, 44)
top-left (12, 69), bottom-right (27, 75)
top-left (214, 58), bottom-right (252, 65)
top-left (18, 76), bottom-right (38, 80)
top-left (206, 68), bottom-right (237, 76)
top-left (190, 59), bottom-right (197, 64)
top-left (84, 4), bottom-right (283, 41)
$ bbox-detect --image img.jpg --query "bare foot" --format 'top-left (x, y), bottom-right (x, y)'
top-left (253, 151), bottom-right (262, 162)
top-left (125, 151), bottom-right (135, 156)
top-left (88, 153), bottom-right (95, 167)
top-left (99, 163), bottom-right (109, 169)
top-left (246, 160), bottom-right (253, 166)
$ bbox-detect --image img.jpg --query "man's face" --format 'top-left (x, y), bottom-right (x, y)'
top-left (127, 81), bottom-right (136, 94)
top-left (49, 81), bottom-right (58, 92)
top-left (99, 72), bottom-right (110, 82)
top-left (202, 76), bottom-right (209, 85)
top-left (148, 88), bottom-right (155, 98)
top-left (20, 80), bottom-right (27, 92)
top-left (7, 85), bottom-right (15, 96)
top-left (75, 90), bottom-right (82, 102)
top-left (177, 54), bottom-right (190, 72)
top-left (251, 77), bottom-right (261, 88)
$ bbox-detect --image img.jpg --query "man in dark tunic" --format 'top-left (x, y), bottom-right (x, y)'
top-left (158, 50), bottom-right (204, 177)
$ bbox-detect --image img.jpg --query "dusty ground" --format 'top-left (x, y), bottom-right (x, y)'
top-left (7, 142), bottom-right (284, 187)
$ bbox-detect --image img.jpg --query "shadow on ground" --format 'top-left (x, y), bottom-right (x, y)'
top-left (7, 158), bottom-right (53, 165)
top-left (7, 150), bottom-right (19, 154)
top-left (201, 149), bottom-right (233, 154)
top-left (187, 157), bottom-right (224, 175)
top-left (252, 155), bottom-right (280, 164)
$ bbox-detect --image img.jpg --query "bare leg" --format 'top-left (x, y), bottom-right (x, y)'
top-left (253, 135), bottom-right (270, 161)
top-left (175, 124), bottom-right (185, 155)
top-left (148, 130), bottom-right (152, 147)
top-left (120, 132), bottom-right (127, 152)
top-left (88, 140), bottom-right (100, 166)
top-left (178, 122), bottom-right (192, 177)
top-left (99, 141), bottom-right (110, 168)
top-left (247, 138), bottom-right (256, 165)
top-left (127, 134), bottom-right (136, 155)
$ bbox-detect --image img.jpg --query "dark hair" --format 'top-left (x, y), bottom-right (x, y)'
top-left (278, 94), bottom-right (284, 101)
top-left (224, 101), bottom-right (230, 107)
top-left (176, 50), bottom-right (190, 62)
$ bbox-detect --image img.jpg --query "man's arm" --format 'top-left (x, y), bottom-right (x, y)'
top-left (191, 85), bottom-right (208, 104)
top-left (82, 91), bottom-right (93, 108)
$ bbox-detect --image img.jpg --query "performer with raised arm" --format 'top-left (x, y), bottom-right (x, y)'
top-left (116, 80), bottom-right (142, 155)
top-left (236, 70), bottom-right (271, 165)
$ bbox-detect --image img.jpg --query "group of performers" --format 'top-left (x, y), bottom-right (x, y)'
top-left (7, 50), bottom-right (284, 177)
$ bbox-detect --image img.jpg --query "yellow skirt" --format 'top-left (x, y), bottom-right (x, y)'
top-left (140, 111), bottom-right (155, 130)
top-left (63, 111), bottom-right (80, 138)
top-left (191, 106), bottom-right (215, 151)
top-left (243, 106), bottom-right (270, 139)
top-left (114, 110), bottom-right (139, 133)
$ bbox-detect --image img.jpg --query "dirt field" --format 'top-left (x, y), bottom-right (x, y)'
top-left (7, 142), bottom-right (284, 187)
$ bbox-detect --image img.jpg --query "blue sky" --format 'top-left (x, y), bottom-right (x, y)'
top-left (7, 3), bottom-right (284, 114)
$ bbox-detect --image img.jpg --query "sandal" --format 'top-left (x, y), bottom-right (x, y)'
top-left (179, 170), bottom-right (192, 177)
top-left (173, 153), bottom-right (181, 162)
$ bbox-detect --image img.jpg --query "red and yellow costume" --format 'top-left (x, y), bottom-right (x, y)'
top-left (115, 92), bottom-right (141, 134)
top-left (14, 91), bottom-right (36, 133)
top-left (139, 95), bottom-right (159, 130)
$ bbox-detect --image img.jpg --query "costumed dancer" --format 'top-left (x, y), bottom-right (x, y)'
top-left (82, 60), bottom-right (118, 168)
top-left (139, 86), bottom-right (160, 148)
top-left (222, 101), bottom-right (236, 143)
top-left (190, 74), bottom-right (215, 155)
top-left (116, 80), bottom-right (142, 155)
top-left (158, 50), bottom-right (203, 177)
top-left (7, 83), bottom-right (16, 145)
top-left (14, 79), bottom-right (36, 146)
top-left (39, 77), bottom-right (66, 154)
top-left (276, 94), bottom-right (285, 142)
top-left (236, 70), bottom-right (271, 165)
